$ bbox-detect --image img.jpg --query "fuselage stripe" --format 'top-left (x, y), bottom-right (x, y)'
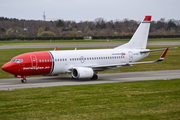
top-left (48, 51), bottom-right (54, 74)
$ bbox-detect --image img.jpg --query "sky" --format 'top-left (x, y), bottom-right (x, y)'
top-left (0, 0), bottom-right (180, 22)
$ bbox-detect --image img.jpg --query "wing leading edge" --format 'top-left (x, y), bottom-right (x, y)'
top-left (140, 47), bottom-right (177, 53)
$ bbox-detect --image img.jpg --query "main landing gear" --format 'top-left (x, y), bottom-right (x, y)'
top-left (91, 74), bottom-right (98, 80)
top-left (21, 78), bottom-right (27, 83)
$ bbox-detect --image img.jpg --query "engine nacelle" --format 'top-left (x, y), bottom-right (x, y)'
top-left (72, 67), bottom-right (94, 79)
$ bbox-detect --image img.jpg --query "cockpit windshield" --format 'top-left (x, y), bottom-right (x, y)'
top-left (10, 59), bottom-right (23, 63)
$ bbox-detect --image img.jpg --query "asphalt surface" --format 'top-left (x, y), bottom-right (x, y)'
top-left (0, 70), bottom-right (180, 90)
top-left (0, 42), bottom-right (180, 49)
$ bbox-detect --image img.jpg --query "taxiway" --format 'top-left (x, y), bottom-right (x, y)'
top-left (0, 42), bottom-right (179, 49)
top-left (0, 70), bottom-right (180, 90)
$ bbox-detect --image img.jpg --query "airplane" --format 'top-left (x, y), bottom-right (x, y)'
top-left (1, 16), bottom-right (170, 83)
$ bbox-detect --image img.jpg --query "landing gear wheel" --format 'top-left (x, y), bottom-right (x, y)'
top-left (91, 75), bottom-right (98, 80)
top-left (21, 78), bottom-right (27, 83)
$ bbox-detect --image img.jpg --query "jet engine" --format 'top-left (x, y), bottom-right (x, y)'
top-left (72, 67), bottom-right (94, 79)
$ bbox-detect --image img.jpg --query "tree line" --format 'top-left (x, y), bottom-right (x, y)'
top-left (0, 17), bottom-right (180, 38)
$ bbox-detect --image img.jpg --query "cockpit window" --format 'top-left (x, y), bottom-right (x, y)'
top-left (10, 59), bottom-right (23, 63)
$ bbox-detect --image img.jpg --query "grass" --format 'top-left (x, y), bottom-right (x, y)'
top-left (148, 38), bottom-right (180, 42)
top-left (0, 45), bottom-right (179, 79)
top-left (0, 38), bottom-right (180, 46)
top-left (0, 79), bottom-right (180, 119)
top-left (0, 39), bottom-right (126, 46)
top-left (0, 39), bottom-right (180, 119)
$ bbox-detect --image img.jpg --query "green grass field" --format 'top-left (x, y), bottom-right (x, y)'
top-left (0, 39), bottom-right (180, 120)
top-left (0, 79), bottom-right (180, 119)
top-left (0, 38), bottom-right (180, 46)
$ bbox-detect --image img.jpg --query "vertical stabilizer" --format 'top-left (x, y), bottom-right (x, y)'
top-left (115, 16), bottom-right (151, 49)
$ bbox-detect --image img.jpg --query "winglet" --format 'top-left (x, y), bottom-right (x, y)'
top-left (156, 48), bottom-right (169, 62)
top-left (54, 47), bottom-right (57, 51)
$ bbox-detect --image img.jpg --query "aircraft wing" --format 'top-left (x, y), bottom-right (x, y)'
top-left (69, 48), bottom-right (169, 72)
top-left (90, 48), bottom-right (169, 71)
top-left (140, 47), bottom-right (177, 53)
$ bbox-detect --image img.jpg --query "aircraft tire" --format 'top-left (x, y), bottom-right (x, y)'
top-left (91, 75), bottom-right (98, 80)
top-left (21, 78), bottom-right (27, 83)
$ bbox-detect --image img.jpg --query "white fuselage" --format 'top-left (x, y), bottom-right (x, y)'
top-left (50, 48), bottom-right (149, 74)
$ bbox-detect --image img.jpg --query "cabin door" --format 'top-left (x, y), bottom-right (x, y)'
top-left (30, 55), bottom-right (37, 67)
top-left (129, 51), bottom-right (133, 63)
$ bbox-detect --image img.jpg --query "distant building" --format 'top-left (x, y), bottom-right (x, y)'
top-left (77, 30), bottom-right (82, 33)
top-left (84, 36), bottom-right (92, 40)
top-left (23, 28), bottom-right (28, 31)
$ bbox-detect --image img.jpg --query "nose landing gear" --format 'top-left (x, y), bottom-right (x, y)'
top-left (21, 78), bottom-right (27, 83)
top-left (15, 75), bottom-right (27, 83)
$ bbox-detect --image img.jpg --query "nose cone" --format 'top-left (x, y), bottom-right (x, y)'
top-left (2, 62), bottom-right (15, 74)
